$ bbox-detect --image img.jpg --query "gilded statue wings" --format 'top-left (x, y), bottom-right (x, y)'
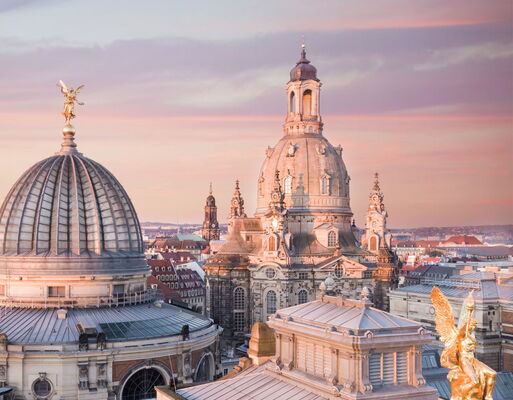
top-left (430, 287), bottom-right (457, 343)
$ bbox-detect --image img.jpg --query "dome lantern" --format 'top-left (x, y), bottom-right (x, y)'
top-left (285, 45), bottom-right (323, 136)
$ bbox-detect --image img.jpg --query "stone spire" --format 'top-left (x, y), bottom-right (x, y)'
top-left (230, 180), bottom-right (247, 218)
top-left (202, 183), bottom-right (220, 242)
top-left (361, 172), bottom-right (390, 255)
top-left (369, 172), bottom-right (385, 213)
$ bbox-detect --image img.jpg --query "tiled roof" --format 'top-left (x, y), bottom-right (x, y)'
top-left (442, 235), bottom-right (482, 245)
top-left (161, 251), bottom-right (197, 263)
top-left (147, 259), bottom-right (172, 268)
top-left (147, 275), bottom-right (181, 299)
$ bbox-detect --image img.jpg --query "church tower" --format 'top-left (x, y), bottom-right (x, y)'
top-left (229, 180), bottom-right (246, 218)
top-left (285, 44), bottom-right (322, 136)
top-left (202, 183), bottom-right (220, 242)
top-left (361, 173), bottom-right (391, 254)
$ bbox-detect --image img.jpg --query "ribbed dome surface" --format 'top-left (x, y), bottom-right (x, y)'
top-left (256, 134), bottom-right (351, 215)
top-left (0, 153), bottom-right (143, 257)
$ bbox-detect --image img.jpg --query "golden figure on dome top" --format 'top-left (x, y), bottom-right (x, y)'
top-left (57, 80), bottom-right (84, 124)
top-left (431, 287), bottom-right (496, 400)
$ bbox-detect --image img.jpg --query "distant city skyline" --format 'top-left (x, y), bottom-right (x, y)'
top-left (0, 0), bottom-right (511, 227)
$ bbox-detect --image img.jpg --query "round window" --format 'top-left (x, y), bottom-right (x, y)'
top-left (33, 379), bottom-right (52, 398)
top-left (265, 268), bottom-right (276, 279)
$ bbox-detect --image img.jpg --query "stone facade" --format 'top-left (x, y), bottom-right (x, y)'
top-left (0, 118), bottom-right (222, 399)
top-left (204, 48), bottom-right (398, 348)
top-left (389, 271), bottom-right (513, 371)
top-left (165, 293), bottom-right (438, 400)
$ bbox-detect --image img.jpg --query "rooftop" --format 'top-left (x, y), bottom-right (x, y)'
top-left (0, 302), bottom-right (212, 345)
top-left (273, 294), bottom-right (421, 335)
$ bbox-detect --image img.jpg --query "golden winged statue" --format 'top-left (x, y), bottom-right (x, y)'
top-left (57, 80), bottom-right (84, 124)
top-left (431, 287), bottom-right (496, 400)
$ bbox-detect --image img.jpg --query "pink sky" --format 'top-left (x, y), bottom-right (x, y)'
top-left (0, 1), bottom-right (511, 227)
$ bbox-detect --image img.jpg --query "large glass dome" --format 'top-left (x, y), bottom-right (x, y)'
top-left (0, 125), bottom-right (148, 278)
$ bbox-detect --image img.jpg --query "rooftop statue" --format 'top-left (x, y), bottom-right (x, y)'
top-left (431, 287), bottom-right (496, 400)
top-left (57, 80), bottom-right (84, 124)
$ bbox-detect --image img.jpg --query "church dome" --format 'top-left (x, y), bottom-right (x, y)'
top-left (289, 46), bottom-right (318, 82)
top-left (0, 125), bottom-right (147, 276)
top-left (255, 134), bottom-right (351, 216)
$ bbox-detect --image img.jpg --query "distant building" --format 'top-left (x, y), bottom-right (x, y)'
top-left (148, 235), bottom-right (207, 257)
top-left (202, 184), bottom-right (220, 243)
top-left (441, 235), bottom-right (483, 246)
top-left (392, 240), bottom-right (441, 263)
top-left (389, 270), bottom-right (513, 371)
top-left (404, 264), bottom-right (456, 286)
top-left (158, 289), bottom-right (438, 400)
top-left (147, 259), bottom-right (206, 313)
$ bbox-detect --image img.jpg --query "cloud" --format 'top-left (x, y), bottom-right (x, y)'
top-left (0, 0), bottom-right (63, 13)
top-left (415, 42), bottom-right (513, 71)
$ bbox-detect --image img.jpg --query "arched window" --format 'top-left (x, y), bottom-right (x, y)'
top-left (284, 176), bottom-right (292, 194)
top-left (334, 264), bottom-right (343, 278)
top-left (266, 290), bottom-right (277, 315)
top-left (195, 354), bottom-right (214, 383)
top-left (122, 368), bottom-right (165, 399)
top-left (370, 236), bottom-right (378, 251)
top-left (298, 289), bottom-right (308, 304)
top-left (290, 91), bottom-right (296, 113)
top-left (321, 176), bottom-right (330, 195)
top-left (302, 89), bottom-right (312, 117)
top-left (268, 235), bottom-right (277, 251)
top-left (328, 231), bottom-right (337, 247)
top-left (234, 287), bottom-right (245, 310)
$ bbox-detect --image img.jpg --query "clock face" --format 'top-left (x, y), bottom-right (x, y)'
top-left (372, 220), bottom-right (378, 228)
top-left (211, 223), bottom-right (216, 228)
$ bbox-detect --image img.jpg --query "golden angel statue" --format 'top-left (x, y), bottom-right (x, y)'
top-left (431, 287), bottom-right (496, 400)
top-left (57, 80), bottom-right (84, 124)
